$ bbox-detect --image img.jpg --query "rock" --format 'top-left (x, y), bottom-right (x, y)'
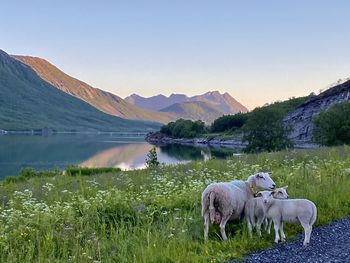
top-left (284, 79), bottom-right (350, 143)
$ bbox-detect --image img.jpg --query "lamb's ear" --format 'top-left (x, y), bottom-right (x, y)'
top-left (267, 172), bottom-right (273, 177)
top-left (270, 191), bottom-right (276, 196)
top-left (283, 185), bottom-right (288, 189)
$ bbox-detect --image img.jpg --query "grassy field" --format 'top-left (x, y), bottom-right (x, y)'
top-left (1, 147), bottom-right (350, 262)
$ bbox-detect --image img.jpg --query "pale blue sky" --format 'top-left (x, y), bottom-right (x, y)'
top-left (1, 0), bottom-right (350, 109)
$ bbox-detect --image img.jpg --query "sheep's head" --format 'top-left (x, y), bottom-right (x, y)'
top-left (257, 191), bottom-right (274, 204)
top-left (273, 186), bottom-right (289, 199)
top-left (254, 172), bottom-right (276, 191)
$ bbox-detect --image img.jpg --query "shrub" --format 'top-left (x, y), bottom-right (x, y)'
top-left (210, 113), bottom-right (247, 133)
top-left (66, 166), bottom-right (121, 176)
top-left (160, 119), bottom-right (206, 138)
top-left (243, 107), bottom-right (293, 153)
top-left (3, 168), bottom-right (58, 184)
top-left (146, 147), bottom-right (160, 168)
top-left (313, 102), bottom-right (350, 146)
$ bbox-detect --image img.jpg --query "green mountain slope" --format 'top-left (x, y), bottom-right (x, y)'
top-left (159, 101), bottom-right (224, 123)
top-left (0, 50), bottom-right (160, 131)
top-left (12, 55), bottom-right (174, 124)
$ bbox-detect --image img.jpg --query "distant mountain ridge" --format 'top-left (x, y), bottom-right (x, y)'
top-left (12, 53), bottom-right (248, 125)
top-left (159, 101), bottom-right (224, 123)
top-left (0, 49), bottom-right (159, 131)
top-left (125, 91), bottom-right (248, 114)
top-left (12, 55), bottom-right (174, 124)
top-left (125, 93), bottom-right (189, 111)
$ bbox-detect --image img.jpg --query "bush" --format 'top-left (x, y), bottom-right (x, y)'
top-left (160, 119), bottom-right (206, 138)
top-left (210, 113), bottom-right (247, 133)
top-left (243, 107), bottom-right (293, 153)
top-left (146, 147), bottom-right (160, 168)
top-left (3, 168), bottom-right (58, 184)
top-left (66, 166), bottom-right (121, 176)
top-left (313, 102), bottom-right (350, 146)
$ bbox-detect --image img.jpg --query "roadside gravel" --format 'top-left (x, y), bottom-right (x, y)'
top-left (232, 216), bottom-right (350, 263)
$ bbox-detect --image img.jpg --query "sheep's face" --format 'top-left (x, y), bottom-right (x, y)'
top-left (254, 172), bottom-right (276, 190)
top-left (273, 186), bottom-right (289, 199)
top-left (258, 191), bottom-right (274, 204)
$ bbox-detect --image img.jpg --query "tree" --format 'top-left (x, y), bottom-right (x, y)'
top-left (313, 102), bottom-right (350, 146)
top-left (159, 119), bottom-right (206, 138)
top-left (243, 107), bottom-right (293, 153)
top-left (210, 113), bottom-right (247, 133)
top-left (145, 147), bottom-right (160, 168)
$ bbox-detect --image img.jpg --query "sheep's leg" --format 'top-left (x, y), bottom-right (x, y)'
top-left (307, 226), bottom-right (313, 244)
top-left (219, 214), bottom-right (230, 241)
top-left (203, 212), bottom-right (209, 240)
top-left (267, 219), bottom-right (272, 234)
top-left (280, 222), bottom-right (286, 242)
top-left (301, 222), bottom-right (312, 247)
top-left (247, 218), bottom-right (253, 238)
top-left (273, 219), bottom-right (281, 243)
top-left (256, 217), bottom-right (264, 237)
top-left (263, 218), bottom-right (268, 232)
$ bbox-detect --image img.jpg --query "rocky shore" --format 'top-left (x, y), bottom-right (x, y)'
top-left (145, 132), bottom-right (247, 148)
top-left (145, 132), bottom-right (318, 149)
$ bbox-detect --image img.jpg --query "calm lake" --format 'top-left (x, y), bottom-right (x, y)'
top-left (0, 134), bottom-right (240, 179)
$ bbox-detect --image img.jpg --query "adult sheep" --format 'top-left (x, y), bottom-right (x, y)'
top-left (201, 172), bottom-right (276, 241)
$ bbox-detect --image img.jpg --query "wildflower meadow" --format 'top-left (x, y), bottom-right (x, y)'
top-left (1, 146), bottom-right (350, 262)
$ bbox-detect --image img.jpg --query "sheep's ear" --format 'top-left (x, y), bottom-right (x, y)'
top-left (268, 172), bottom-right (273, 177)
top-left (270, 191), bottom-right (276, 196)
top-left (283, 185), bottom-right (288, 189)
top-left (255, 173), bottom-right (262, 178)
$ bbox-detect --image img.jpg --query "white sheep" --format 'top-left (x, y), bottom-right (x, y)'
top-left (201, 172), bottom-right (276, 241)
top-left (260, 191), bottom-right (317, 246)
top-left (264, 187), bottom-right (289, 234)
top-left (245, 186), bottom-right (289, 237)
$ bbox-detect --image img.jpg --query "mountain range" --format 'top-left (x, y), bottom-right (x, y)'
top-left (125, 91), bottom-right (248, 114)
top-left (0, 50), bottom-right (159, 131)
top-left (0, 48), bottom-right (249, 131)
top-left (13, 55), bottom-right (174, 124)
top-left (14, 55), bottom-right (248, 124)
top-left (159, 101), bottom-right (225, 123)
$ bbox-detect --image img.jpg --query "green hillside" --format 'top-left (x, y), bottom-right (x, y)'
top-left (13, 55), bottom-right (174, 124)
top-left (0, 50), bottom-right (160, 131)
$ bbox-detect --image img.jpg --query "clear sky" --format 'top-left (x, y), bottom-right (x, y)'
top-left (1, 0), bottom-right (350, 109)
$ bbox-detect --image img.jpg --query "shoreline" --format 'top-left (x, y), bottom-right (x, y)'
top-left (0, 130), bottom-right (149, 136)
top-left (145, 132), bottom-right (247, 149)
top-left (145, 132), bottom-right (319, 149)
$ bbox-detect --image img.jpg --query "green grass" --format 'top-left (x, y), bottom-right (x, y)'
top-left (1, 146), bottom-right (350, 262)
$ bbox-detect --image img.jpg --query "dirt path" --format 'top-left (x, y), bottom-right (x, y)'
top-left (232, 216), bottom-right (350, 263)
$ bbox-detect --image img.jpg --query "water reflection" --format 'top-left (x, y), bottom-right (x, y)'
top-left (0, 134), bottom-right (240, 178)
top-left (82, 143), bottom-right (240, 170)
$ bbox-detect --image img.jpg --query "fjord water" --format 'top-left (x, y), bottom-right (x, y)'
top-left (0, 134), bottom-right (239, 179)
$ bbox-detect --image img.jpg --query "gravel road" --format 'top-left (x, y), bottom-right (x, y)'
top-left (232, 216), bottom-right (350, 263)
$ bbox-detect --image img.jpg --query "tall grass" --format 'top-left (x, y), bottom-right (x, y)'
top-left (1, 146), bottom-right (350, 262)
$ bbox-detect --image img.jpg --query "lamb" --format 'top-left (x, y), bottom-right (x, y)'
top-left (201, 172), bottom-right (276, 241)
top-left (260, 191), bottom-right (317, 246)
top-left (264, 187), bottom-right (289, 234)
top-left (245, 186), bottom-right (289, 237)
